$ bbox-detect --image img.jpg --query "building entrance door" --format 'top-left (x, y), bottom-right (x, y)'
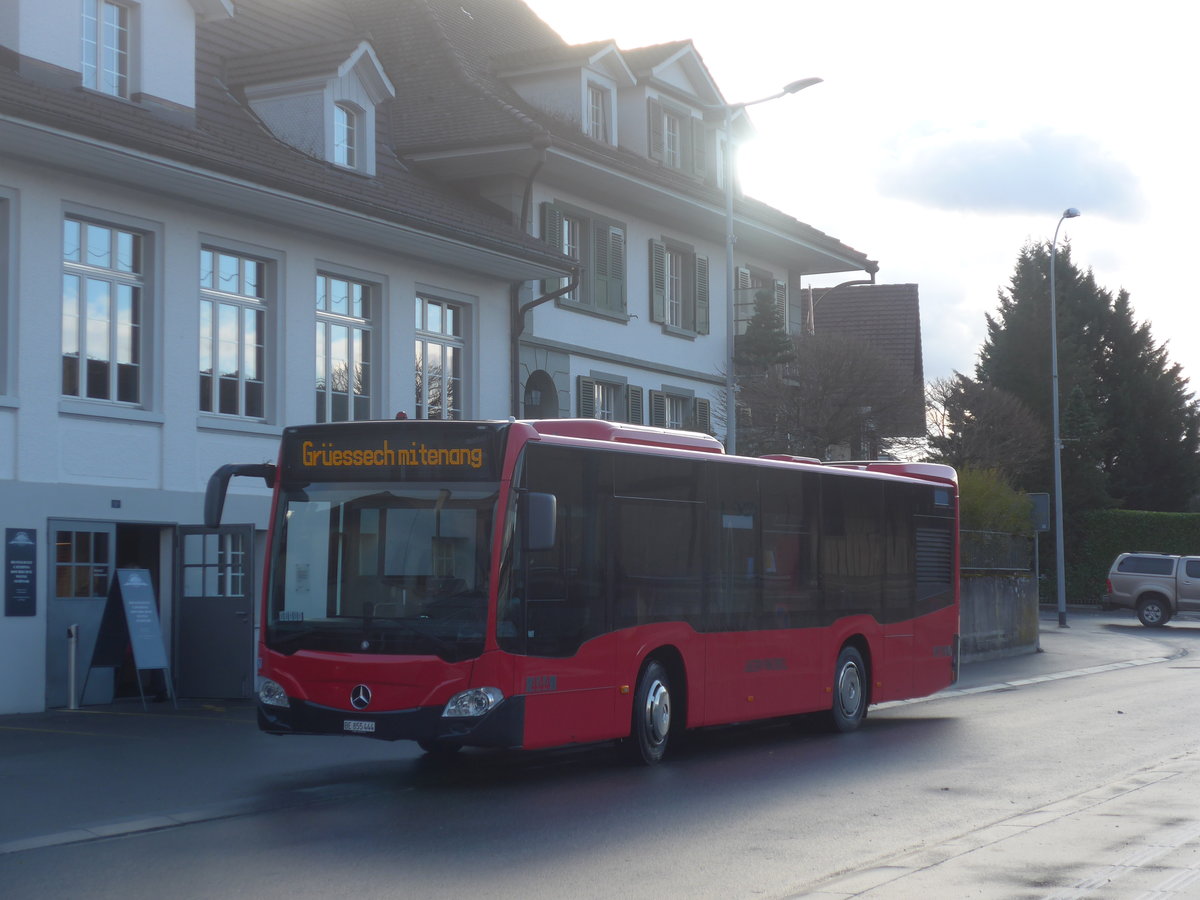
top-left (177, 526), bottom-right (255, 699)
top-left (45, 521), bottom-right (117, 708)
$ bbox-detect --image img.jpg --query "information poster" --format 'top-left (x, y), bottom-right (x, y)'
top-left (5, 528), bottom-right (36, 617)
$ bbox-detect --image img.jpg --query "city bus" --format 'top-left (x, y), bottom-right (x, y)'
top-left (206, 418), bottom-right (959, 764)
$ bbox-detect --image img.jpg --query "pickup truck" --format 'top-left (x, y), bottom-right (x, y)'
top-left (1104, 552), bottom-right (1200, 626)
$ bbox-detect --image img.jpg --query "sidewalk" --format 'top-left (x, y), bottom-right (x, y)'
top-left (0, 608), bottom-right (1185, 855)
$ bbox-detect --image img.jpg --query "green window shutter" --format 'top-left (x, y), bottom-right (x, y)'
top-left (577, 375), bottom-right (597, 418)
top-left (693, 398), bottom-right (712, 434)
top-left (695, 255), bottom-right (710, 334)
top-left (691, 118), bottom-right (707, 178)
top-left (648, 389), bottom-right (667, 428)
top-left (541, 203), bottom-right (565, 295)
top-left (649, 239), bottom-right (666, 323)
top-left (541, 202), bottom-right (563, 250)
top-left (647, 98), bottom-right (663, 161)
top-left (610, 225), bottom-right (626, 313)
top-left (592, 224), bottom-right (609, 310)
top-left (626, 385), bottom-right (644, 424)
top-left (593, 224), bottom-right (627, 314)
top-left (774, 280), bottom-right (788, 327)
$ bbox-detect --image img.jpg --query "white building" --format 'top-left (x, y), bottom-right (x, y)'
top-left (0, 0), bottom-right (875, 714)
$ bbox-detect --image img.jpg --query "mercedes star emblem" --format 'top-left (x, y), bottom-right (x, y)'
top-left (350, 684), bottom-right (372, 710)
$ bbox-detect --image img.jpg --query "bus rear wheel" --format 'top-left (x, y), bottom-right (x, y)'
top-left (630, 660), bottom-right (672, 765)
top-left (826, 646), bottom-right (867, 733)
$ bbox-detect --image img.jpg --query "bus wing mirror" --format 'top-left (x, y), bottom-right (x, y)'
top-left (205, 463), bottom-right (276, 527)
top-left (524, 491), bottom-right (556, 552)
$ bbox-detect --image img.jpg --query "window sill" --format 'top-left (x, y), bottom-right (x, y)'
top-left (659, 324), bottom-right (697, 340)
top-left (555, 299), bottom-right (629, 323)
top-left (59, 398), bottom-right (164, 425)
top-left (196, 414), bottom-right (283, 438)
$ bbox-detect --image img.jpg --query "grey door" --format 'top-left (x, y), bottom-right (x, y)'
top-left (46, 521), bottom-right (117, 708)
top-left (177, 526), bottom-right (255, 699)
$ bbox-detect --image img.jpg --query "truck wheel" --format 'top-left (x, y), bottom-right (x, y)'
top-left (1137, 596), bottom-right (1171, 627)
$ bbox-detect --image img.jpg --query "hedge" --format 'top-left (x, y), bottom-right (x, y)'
top-left (1062, 509), bottom-right (1200, 604)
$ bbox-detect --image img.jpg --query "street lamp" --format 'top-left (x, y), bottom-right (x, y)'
top-left (1050, 206), bottom-right (1080, 628)
top-left (722, 77), bottom-right (823, 454)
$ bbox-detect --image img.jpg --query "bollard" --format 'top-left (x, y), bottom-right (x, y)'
top-left (67, 624), bottom-right (79, 710)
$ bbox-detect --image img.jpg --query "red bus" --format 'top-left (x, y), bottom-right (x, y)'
top-left (206, 418), bottom-right (959, 764)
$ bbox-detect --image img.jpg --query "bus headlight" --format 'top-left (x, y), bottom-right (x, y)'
top-left (258, 678), bottom-right (289, 708)
top-left (442, 686), bottom-right (504, 718)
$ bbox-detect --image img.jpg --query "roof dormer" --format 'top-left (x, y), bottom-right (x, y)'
top-left (228, 39), bottom-right (395, 176)
top-left (496, 41), bottom-right (635, 147)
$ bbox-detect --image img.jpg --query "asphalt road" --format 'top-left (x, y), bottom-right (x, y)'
top-left (2, 611), bottom-right (1199, 899)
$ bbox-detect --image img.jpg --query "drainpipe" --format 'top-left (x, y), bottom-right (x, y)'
top-left (509, 270), bottom-right (580, 417)
top-left (510, 135), bottom-right (578, 417)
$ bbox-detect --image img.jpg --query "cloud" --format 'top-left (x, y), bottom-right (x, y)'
top-left (877, 127), bottom-right (1143, 220)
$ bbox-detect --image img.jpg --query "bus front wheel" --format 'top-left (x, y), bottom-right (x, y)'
top-left (630, 660), bottom-right (672, 765)
top-left (826, 646), bottom-right (867, 733)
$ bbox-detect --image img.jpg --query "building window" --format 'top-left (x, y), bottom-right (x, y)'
top-left (577, 375), bottom-right (643, 424)
top-left (649, 238), bottom-right (710, 335)
top-left (586, 84), bottom-right (611, 143)
top-left (648, 98), bottom-right (706, 177)
top-left (82, 0), bottom-right (130, 98)
top-left (199, 248), bottom-right (267, 418)
top-left (649, 389), bottom-right (711, 434)
top-left (333, 103), bottom-right (358, 168)
top-left (415, 295), bottom-right (466, 420)
top-left (541, 202), bottom-right (626, 317)
top-left (316, 273), bottom-right (372, 422)
top-left (735, 267), bottom-right (788, 335)
top-left (62, 218), bottom-right (143, 404)
top-left (663, 111), bottom-right (682, 169)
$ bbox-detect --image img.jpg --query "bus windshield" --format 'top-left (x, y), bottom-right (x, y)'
top-left (266, 481), bottom-right (497, 662)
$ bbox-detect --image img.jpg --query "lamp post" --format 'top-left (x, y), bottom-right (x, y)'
top-left (722, 77), bottom-right (823, 454)
top-left (1050, 207), bottom-right (1080, 628)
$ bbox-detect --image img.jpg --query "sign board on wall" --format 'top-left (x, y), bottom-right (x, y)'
top-left (5, 528), bottom-right (37, 617)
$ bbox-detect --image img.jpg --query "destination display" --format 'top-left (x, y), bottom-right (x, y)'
top-left (279, 421), bottom-right (507, 482)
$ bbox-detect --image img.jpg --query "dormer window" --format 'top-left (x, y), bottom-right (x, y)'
top-left (663, 110), bottom-right (682, 169)
top-left (586, 83), bottom-right (611, 143)
top-left (333, 103), bottom-right (358, 169)
top-left (232, 40), bottom-right (394, 177)
top-left (648, 97), bottom-right (706, 177)
top-left (82, 0), bottom-right (131, 98)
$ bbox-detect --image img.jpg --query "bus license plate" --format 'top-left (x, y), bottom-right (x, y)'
top-left (343, 720), bottom-right (375, 733)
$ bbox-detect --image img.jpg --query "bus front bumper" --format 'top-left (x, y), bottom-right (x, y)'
top-left (257, 694), bottom-right (525, 747)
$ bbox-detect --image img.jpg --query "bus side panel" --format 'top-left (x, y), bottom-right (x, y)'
top-left (913, 604), bottom-right (960, 697)
top-left (517, 636), bottom-right (619, 749)
top-left (702, 628), bottom-right (822, 724)
top-left (876, 625), bottom-right (915, 703)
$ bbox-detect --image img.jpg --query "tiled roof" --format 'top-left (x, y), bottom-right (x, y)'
top-left (812, 284), bottom-right (923, 379)
top-left (346, 0), bottom-right (875, 272)
top-left (225, 38), bottom-right (368, 86)
top-left (0, 0), bottom-right (569, 272)
top-left (811, 283), bottom-right (925, 433)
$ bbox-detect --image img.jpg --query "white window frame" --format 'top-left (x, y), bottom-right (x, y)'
top-left (62, 217), bottom-right (145, 405)
top-left (586, 82), bottom-right (612, 144)
top-left (199, 247), bottom-right (271, 420)
top-left (415, 294), bottom-right (469, 420)
top-left (82, 0), bottom-right (132, 98)
top-left (315, 272), bottom-right (374, 422)
top-left (333, 103), bottom-right (358, 169)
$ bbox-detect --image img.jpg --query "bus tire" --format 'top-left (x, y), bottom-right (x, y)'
top-left (826, 646), bottom-right (867, 733)
top-left (630, 659), bottom-right (672, 765)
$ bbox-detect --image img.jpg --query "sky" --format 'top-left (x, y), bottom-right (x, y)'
top-left (523, 0), bottom-right (1200, 394)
